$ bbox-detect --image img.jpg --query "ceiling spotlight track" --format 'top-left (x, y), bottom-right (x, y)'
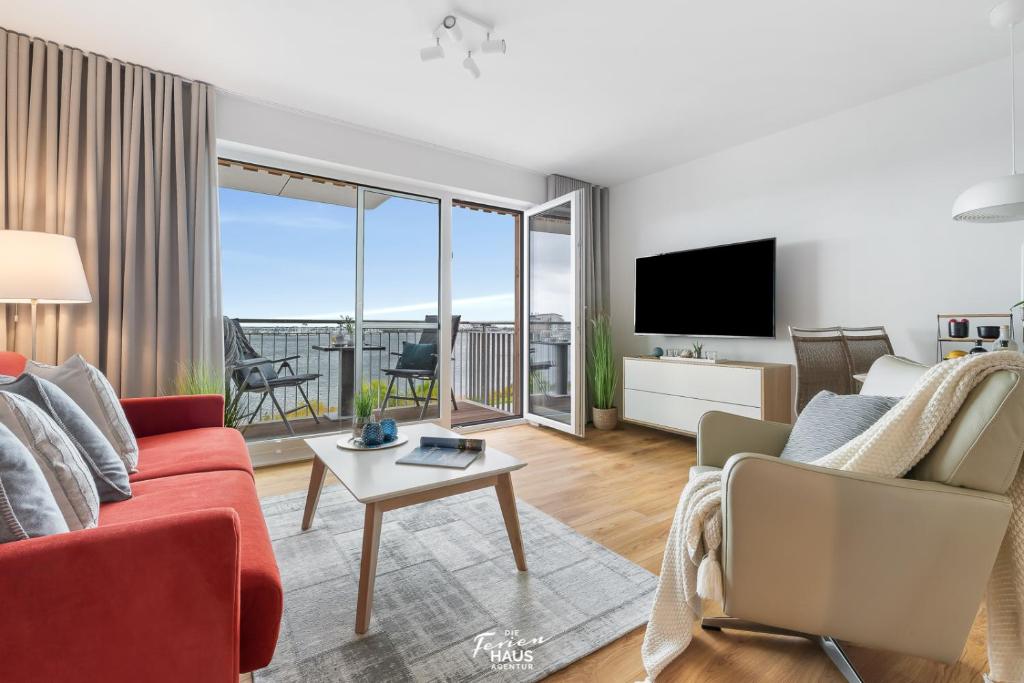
top-left (442, 15), bottom-right (463, 43)
top-left (420, 11), bottom-right (507, 78)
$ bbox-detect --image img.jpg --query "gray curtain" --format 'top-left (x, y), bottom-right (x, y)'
top-left (547, 174), bottom-right (611, 416)
top-left (546, 174), bottom-right (610, 318)
top-left (0, 28), bottom-right (222, 397)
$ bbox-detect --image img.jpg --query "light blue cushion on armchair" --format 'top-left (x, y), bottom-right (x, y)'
top-left (779, 390), bottom-right (901, 464)
top-left (0, 374), bottom-right (130, 502)
top-left (0, 421), bottom-right (69, 543)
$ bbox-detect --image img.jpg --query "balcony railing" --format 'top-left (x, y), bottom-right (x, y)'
top-left (231, 319), bottom-right (519, 426)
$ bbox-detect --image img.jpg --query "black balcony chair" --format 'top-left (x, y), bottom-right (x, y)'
top-left (380, 315), bottom-right (461, 420)
top-left (223, 317), bottom-right (322, 436)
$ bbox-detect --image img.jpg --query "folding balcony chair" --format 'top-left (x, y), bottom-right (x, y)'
top-left (380, 315), bottom-right (460, 420)
top-left (223, 317), bottom-right (321, 436)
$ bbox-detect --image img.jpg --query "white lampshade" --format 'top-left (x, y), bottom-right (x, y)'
top-left (0, 231), bottom-right (92, 303)
top-left (952, 174), bottom-right (1024, 222)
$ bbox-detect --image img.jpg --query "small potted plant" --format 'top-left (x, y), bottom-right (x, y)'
top-left (588, 314), bottom-right (619, 430)
top-left (336, 315), bottom-right (355, 345)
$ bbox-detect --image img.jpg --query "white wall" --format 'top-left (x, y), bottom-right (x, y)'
top-left (216, 91), bottom-right (547, 206)
top-left (610, 58), bottom-right (1022, 372)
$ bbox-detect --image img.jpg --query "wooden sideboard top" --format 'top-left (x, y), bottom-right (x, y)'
top-left (624, 355), bottom-right (792, 370)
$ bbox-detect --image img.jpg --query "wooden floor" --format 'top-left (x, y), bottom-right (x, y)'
top-left (246, 423), bottom-right (990, 682)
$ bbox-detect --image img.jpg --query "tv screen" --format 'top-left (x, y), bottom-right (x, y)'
top-left (634, 238), bottom-right (775, 338)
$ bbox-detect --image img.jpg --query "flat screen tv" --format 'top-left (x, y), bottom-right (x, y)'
top-left (634, 237), bottom-right (775, 338)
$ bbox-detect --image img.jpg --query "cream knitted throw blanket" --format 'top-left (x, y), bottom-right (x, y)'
top-left (640, 351), bottom-right (1024, 682)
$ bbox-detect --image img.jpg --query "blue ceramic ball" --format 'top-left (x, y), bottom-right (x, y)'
top-left (380, 418), bottom-right (398, 442)
top-left (361, 422), bottom-right (385, 446)
top-left (652, 346), bottom-right (664, 358)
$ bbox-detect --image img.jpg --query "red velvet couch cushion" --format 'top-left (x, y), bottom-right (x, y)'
top-left (101, 470), bottom-right (283, 673)
top-left (131, 427), bottom-right (254, 482)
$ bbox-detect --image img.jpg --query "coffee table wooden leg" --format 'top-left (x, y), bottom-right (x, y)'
top-left (495, 473), bottom-right (527, 571)
top-left (355, 502), bottom-right (383, 634)
top-left (301, 456), bottom-right (327, 531)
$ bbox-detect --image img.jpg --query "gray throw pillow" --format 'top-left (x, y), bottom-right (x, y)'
top-left (780, 391), bottom-right (901, 464)
top-left (0, 374), bottom-right (130, 502)
top-left (0, 392), bottom-right (100, 531)
top-left (0, 421), bottom-right (69, 543)
top-left (25, 355), bottom-right (139, 472)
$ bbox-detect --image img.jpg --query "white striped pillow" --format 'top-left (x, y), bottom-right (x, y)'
top-left (0, 392), bottom-right (99, 530)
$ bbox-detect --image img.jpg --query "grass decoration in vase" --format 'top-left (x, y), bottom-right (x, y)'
top-left (174, 363), bottom-right (241, 429)
top-left (588, 314), bottom-right (619, 430)
top-left (354, 383), bottom-right (399, 446)
top-left (354, 383), bottom-right (376, 431)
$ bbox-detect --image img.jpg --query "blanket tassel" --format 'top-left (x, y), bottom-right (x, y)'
top-left (696, 553), bottom-right (723, 603)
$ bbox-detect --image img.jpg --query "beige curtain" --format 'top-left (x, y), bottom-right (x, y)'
top-left (0, 28), bottom-right (222, 397)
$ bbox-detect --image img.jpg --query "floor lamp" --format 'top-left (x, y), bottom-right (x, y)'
top-left (0, 231), bottom-right (92, 360)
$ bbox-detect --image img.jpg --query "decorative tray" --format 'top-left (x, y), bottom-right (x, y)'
top-left (336, 433), bottom-right (409, 451)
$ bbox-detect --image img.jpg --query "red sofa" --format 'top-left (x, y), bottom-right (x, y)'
top-left (0, 351), bottom-right (282, 682)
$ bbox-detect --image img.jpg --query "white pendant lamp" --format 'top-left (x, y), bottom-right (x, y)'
top-left (953, 0), bottom-right (1024, 222)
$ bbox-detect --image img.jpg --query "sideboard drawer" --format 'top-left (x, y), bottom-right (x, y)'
top-left (624, 389), bottom-right (761, 435)
top-left (623, 358), bottom-right (762, 407)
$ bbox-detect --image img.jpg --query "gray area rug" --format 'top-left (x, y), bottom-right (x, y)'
top-left (255, 484), bottom-right (656, 682)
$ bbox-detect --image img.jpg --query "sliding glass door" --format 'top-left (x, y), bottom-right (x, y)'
top-left (220, 158), bottom-right (533, 439)
top-left (523, 191), bottom-right (585, 436)
top-left (450, 201), bottom-right (522, 427)
top-left (356, 188), bottom-right (441, 425)
top-left (218, 162), bottom-right (358, 435)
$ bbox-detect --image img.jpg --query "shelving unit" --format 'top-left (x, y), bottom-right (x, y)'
top-left (935, 312), bottom-right (1013, 362)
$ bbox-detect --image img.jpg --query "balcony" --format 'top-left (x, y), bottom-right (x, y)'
top-left (230, 318), bottom-right (520, 439)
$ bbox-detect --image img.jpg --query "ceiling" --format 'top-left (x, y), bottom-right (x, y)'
top-left (3, 0), bottom-right (1014, 185)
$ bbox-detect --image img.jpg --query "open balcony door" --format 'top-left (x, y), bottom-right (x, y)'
top-left (523, 190), bottom-right (586, 437)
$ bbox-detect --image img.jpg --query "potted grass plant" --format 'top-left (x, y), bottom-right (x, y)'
top-left (354, 383), bottom-right (376, 431)
top-left (588, 314), bottom-right (618, 430)
top-left (174, 363), bottom-right (241, 429)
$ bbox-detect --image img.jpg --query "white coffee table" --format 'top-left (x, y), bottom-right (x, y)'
top-left (301, 422), bottom-right (528, 633)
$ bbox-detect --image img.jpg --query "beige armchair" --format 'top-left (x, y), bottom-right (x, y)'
top-left (693, 363), bottom-right (1024, 681)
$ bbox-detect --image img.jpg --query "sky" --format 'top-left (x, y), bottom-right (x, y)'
top-left (219, 187), bottom-right (522, 322)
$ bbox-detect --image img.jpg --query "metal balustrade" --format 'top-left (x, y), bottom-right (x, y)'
top-left (232, 319), bottom-right (518, 427)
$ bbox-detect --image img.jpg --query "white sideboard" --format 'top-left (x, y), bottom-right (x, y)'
top-left (622, 356), bottom-right (792, 436)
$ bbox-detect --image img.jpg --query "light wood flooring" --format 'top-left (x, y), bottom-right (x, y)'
top-left (245, 423), bottom-right (989, 682)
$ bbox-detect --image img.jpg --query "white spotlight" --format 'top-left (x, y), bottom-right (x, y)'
top-left (443, 15), bottom-right (463, 43)
top-left (420, 37), bottom-right (444, 62)
top-left (481, 33), bottom-right (506, 55)
top-left (463, 51), bottom-right (480, 79)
